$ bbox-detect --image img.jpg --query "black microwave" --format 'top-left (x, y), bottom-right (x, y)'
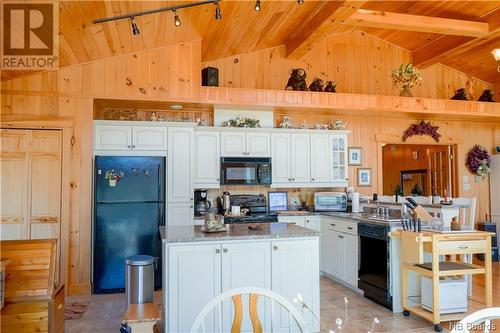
top-left (220, 157), bottom-right (272, 185)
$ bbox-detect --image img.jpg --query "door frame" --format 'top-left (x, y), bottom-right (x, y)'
top-left (375, 133), bottom-right (461, 197)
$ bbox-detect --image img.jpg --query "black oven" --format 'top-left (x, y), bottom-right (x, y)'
top-left (220, 157), bottom-right (271, 185)
top-left (358, 222), bottom-right (392, 310)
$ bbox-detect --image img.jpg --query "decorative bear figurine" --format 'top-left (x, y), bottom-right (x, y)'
top-left (309, 78), bottom-right (325, 92)
top-left (324, 81), bottom-right (337, 93)
top-left (451, 88), bottom-right (468, 100)
top-left (285, 68), bottom-right (308, 91)
top-left (478, 89), bottom-right (495, 102)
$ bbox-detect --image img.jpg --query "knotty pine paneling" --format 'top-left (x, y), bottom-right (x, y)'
top-left (202, 31), bottom-right (492, 99)
top-left (1, 34), bottom-right (497, 296)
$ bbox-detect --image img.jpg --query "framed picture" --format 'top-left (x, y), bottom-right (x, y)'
top-left (357, 168), bottom-right (372, 187)
top-left (348, 147), bottom-right (362, 166)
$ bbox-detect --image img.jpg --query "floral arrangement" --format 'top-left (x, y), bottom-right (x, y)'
top-left (402, 121), bottom-right (441, 143)
top-left (466, 145), bottom-right (491, 178)
top-left (222, 116), bottom-right (261, 128)
top-left (391, 63), bottom-right (422, 97)
top-left (105, 170), bottom-right (124, 181)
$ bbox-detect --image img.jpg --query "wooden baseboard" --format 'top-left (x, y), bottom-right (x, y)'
top-left (67, 284), bottom-right (91, 296)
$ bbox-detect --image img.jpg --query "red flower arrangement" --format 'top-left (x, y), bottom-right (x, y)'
top-left (402, 121), bottom-right (441, 143)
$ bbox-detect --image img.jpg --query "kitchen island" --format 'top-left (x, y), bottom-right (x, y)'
top-left (160, 222), bottom-right (320, 333)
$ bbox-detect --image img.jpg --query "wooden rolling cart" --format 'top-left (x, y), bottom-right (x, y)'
top-left (391, 230), bottom-right (493, 332)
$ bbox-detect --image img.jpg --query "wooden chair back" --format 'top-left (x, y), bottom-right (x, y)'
top-left (451, 197), bottom-right (476, 229)
top-left (0, 239), bottom-right (57, 301)
top-left (190, 287), bottom-right (310, 333)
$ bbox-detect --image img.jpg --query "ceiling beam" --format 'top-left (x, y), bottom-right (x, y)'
top-left (285, 1), bottom-right (367, 60)
top-left (343, 9), bottom-right (489, 37)
top-left (412, 29), bottom-right (500, 68)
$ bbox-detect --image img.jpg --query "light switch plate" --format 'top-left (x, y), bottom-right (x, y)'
top-left (462, 175), bottom-right (469, 183)
top-left (463, 183), bottom-right (471, 191)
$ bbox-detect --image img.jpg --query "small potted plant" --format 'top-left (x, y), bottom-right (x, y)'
top-left (105, 170), bottom-right (124, 187)
top-left (391, 63), bottom-right (422, 97)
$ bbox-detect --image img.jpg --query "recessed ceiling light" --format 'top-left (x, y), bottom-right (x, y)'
top-left (170, 104), bottom-right (184, 110)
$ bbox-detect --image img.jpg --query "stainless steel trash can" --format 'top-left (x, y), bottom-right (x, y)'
top-left (125, 255), bottom-right (154, 305)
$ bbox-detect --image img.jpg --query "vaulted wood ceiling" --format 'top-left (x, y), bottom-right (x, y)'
top-left (2, 1), bottom-right (499, 84)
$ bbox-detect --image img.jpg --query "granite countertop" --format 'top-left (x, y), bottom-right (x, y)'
top-left (278, 211), bottom-right (402, 226)
top-left (160, 222), bottom-right (320, 243)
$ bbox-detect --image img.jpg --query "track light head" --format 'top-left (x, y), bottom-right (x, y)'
top-left (297, 0), bottom-right (304, 4)
top-left (254, 0), bottom-right (261, 11)
top-left (173, 10), bottom-right (181, 26)
top-left (130, 17), bottom-right (140, 35)
top-left (215, 2), bottom-right (222, 20)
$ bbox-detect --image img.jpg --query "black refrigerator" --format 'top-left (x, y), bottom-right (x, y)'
top-left (93, 156), bottom-right (165, 294)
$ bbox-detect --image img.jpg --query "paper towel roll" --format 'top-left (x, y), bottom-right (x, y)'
top-left (352, 192), bottom-right (360, 213)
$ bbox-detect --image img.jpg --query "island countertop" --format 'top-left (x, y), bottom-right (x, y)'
top-left (160, 222), bottom-right (320, 243)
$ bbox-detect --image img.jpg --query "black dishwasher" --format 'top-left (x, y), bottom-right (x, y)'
top-left (358, 222), bottom-right (392, 310)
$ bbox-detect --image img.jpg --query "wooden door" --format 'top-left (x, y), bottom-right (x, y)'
top-left (427, 146), bottom-right (452, 197)
top-left (194, 130), bottom-right (220, 188)
top-left (167, 243), bottom-right (222, 333)
top-left (271, 239), bottom-right (320, 333)
top-left (132, 126), bottom-right (168, 151)
top-left (290, 133), bottom-right (311, 183)
top-left (220, 131), bottom-right (246, 157)
top-left (167, 127), bottom-right (194, 203)
top-left (0, 129), bottom-right (29, 240)
top-left (310, 134), bottom-right (330, 183)
top-left (221, 242), bottom-right (271, 332)
top-left (271, 133), bottom-right (291, 184)
top-left (246, 132), bottom-right (270, 157)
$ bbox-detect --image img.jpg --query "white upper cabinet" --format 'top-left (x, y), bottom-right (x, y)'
top-left (94, 122), bottom-right (169, 151)
top-left (271, 133), bottom-right (291, 184)
top-left (194, 130), bottom-right (220, 188)
top-left (168, 127), bottom-right (194, 203)
top-left (246, 132), bottom-right (270, 157)
top-left (94, 124), bottom-right (132, 150)
top-left (290, 133), bottom-right (310, 183)
top-left (132, 126), bottom-right (168, 150)
top-left (330, 134), bottom-right (348, 184)
top-left (221, 131), bottom-right (270, 157)
top-left (310, 134), bottom-right (330, 183)
top-left (220, 131), bottom-right (246, 156)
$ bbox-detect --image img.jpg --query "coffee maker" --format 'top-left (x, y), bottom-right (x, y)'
top-left (194, 189), bottom-right (211, 216)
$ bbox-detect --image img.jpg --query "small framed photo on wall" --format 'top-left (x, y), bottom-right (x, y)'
top-left (348, 147), bottom-right (362, 166)
top-left (357, 168), bottom-right (372, 187)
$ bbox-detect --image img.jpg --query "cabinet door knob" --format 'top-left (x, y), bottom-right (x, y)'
top-left (127, 145), bottom-right (131, 148)
top-left (347, 227), bottom-right (353, 230)
top-left (330, 223), bottom-right (336, 226)
top-left (215, 249), bottom-right (220, 254)
top-left (273, 245), bottom-right (278, 251)
top-left (223, 248), bottom-right (228, 253)
top-left (338, 235), bottom-right (344, 239)
top-left (288, 178), bottom-right (291, 181)
top-left (292, 178), bottom-right (295, 181)
top-left (190, 205), bottom-right (193, 208)
top-left (306, 220), bottom-right (309, 223)
top-left (311, 178), bottom-right (315, 181)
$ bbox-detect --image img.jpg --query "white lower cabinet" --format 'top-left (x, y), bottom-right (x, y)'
top-left (271, 239), bottom-right (320, 333)
top-left (167, 243), bottom-right (222, 333)
top-left (165, 238), bottom-right (320, 333)
top-left (167, 202), bottom-right (194, 226)
top-left (221, 242), bottom-right (272, 332)
top-left (322, 217), bottom-right (359, 288)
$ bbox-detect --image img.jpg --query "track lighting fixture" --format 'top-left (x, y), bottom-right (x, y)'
top-left (130, 17), bottom-right (140, 35)
top-left (173, 10), bottom-right (181, 26)
top-left (215, 2), bottom-right (222, 20)
top-left (297, 0), bottom-right (304, 4)
top-left (254, 0), bottom-right (261, 11)
top-left (94, 0), bottom-right (222, 35)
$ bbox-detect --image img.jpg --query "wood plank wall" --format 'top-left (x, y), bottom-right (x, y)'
top-left (202, 31), bottom-right (493, 100)
top-left (1, 36), bottom-right (498, 295)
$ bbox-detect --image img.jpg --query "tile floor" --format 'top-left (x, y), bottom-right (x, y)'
top-left (65, 277), bottom-right (460, 333)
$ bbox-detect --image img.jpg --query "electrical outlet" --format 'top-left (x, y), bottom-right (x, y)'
top-left (463, 183), bottom-right (471, 191)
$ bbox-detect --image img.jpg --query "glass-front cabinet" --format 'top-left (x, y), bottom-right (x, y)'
top-left (330, 135), bottom-right (348, 185)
